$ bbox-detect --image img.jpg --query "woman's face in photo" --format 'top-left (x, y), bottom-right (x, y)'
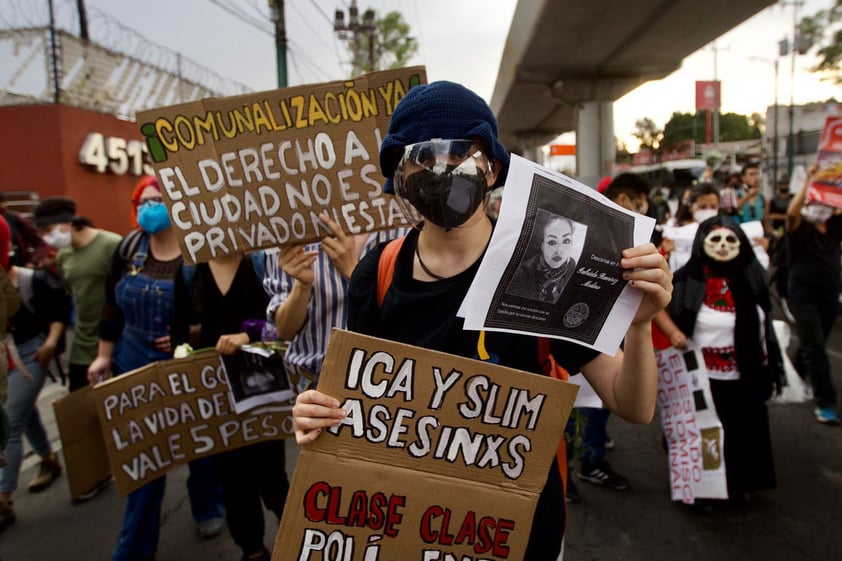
top-left (541, 218), bottom-right (574, 269)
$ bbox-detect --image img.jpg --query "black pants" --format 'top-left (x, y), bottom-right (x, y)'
top-left (214, 440), bottom-right (289, 555)
top-left (789, 287), bottom-right (839, 408)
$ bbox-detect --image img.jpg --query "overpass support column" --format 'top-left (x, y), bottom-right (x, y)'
top-left (576, 100), bottom-right (615, 189)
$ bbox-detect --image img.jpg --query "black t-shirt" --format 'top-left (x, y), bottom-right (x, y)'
top-left (348, 227), bottom-right (600, 559)
top-left (788, 215), bottom-right (842, 294)
top-left (171, 258), bottom-right (269, 348)
top-left (349, 228), bottom-right (599, 373)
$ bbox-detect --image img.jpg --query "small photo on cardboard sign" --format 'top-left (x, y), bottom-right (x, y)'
top-left (221, 345), bottom-right (294, 414)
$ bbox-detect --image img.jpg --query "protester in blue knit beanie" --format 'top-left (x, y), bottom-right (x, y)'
top-left (378, 81), bottom-right (511, 230)
top-left (380, 81), bottom-right (510, 194)
top-left (293, 79), bottom-right (673, 561)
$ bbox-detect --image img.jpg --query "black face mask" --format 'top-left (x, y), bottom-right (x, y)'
top-left (400, 165), bottom-right (488, 229)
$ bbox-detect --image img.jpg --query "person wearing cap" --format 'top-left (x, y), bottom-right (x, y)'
top-left (291, 81), bottom-right (672, 560)
top-left (32, 197), bottom-right (121, 392)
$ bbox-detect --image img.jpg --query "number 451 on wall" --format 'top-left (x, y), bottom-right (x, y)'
top-left (78, 132), bottom-right (154, 177)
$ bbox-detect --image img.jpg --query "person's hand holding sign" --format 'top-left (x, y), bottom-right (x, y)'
top-left (216, 332), bottom-right (249, 355)
top-left (277, 244), bottom-right (318, 286)
top-left (292, 389), bottom-right (346, 445)
top-left (319, 212), bottom-right (358, 280)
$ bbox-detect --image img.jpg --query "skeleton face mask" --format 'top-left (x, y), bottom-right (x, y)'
top-left (703, 226), bottom-right (740, 262)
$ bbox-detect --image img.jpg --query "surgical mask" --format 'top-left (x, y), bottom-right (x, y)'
top-left (137, 201), bottom-right (171, 234)
top-left (693, 209), bottom-right (719, 223)
top-left (805, 204), bottom-right (833, 224)
top-left (394, 140), bottom-right (493, 229)
top-left (42, 227), bottom-right (72, 249)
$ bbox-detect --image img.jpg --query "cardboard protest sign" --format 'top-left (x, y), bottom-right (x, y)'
top-left (52, 386), bottom-right (113, 501)
top-left (808, 116), bottom-right (842, 208)
top-left (94, 351), bottom-right (294, 496)
top-left (274, 329), bottom-right (579, 561)
top-left (656, 343), bottom-right (727, 503)
top-left (136, 67), bottom-right (424, 263)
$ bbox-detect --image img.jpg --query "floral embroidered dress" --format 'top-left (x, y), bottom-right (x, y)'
top-left (694, 269), bottom-right (768, 383)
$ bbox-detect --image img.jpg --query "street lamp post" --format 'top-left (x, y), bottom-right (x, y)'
top-left (268, 0), bottom-right (287, 88)
top-left (782, 0), bottom-right (805, 179)
top-left (334, 0), bottom-right (376, 77)
top-left (751, 56), bottom-right (780, 184)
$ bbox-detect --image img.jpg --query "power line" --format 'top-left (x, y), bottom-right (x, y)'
top-left (288, 1), bottom-right (335, 54)
top-left (307, 0), bottom-right (335, 26)
top-left (205, 0), bottom-right (272, 36)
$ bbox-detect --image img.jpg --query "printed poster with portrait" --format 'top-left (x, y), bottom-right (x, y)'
top-left (220, 345), bottom-right (294, 414)
top-left (460, 155), bottom-right (655, 354)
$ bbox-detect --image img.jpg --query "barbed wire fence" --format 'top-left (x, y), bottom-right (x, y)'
top-left (0, 0), bottom-right (253, 119)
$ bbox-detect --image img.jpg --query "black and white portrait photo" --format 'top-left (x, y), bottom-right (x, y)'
top-left (221, 346), bottom-right (294, 413)
top-left (483, 168), bottom-right (636, 346)
top-left (506, 210), bottom-right (587, 304)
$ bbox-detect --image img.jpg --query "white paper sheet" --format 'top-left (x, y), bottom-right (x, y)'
top-left (458, 155), bottom-right (655, 354)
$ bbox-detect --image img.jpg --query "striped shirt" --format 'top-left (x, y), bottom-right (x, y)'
top-left (264, 228), bottom-right (408, 388)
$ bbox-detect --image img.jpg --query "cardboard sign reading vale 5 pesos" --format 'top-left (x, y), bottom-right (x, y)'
top-left (274, 329), bottom-right (579, 561)
top-left (93, 351), bottom-right (294, 496)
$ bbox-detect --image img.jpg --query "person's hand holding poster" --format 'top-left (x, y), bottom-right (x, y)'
top-left (273, 329), bottom-right (579, 561)
top-left (459, 155), bottom-right (655, 354)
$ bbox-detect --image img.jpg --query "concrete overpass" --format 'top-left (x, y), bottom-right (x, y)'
top-left (490, 0), bottom-right (775, 188)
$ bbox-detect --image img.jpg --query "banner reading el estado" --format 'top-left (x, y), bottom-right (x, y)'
top-left (273, 330), bottom-right (579, 561)
top-left (137, 67), bottom-right (424, 264)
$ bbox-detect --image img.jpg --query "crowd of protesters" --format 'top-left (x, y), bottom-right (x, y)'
top-left (0, 79), bottom-right (839, 561)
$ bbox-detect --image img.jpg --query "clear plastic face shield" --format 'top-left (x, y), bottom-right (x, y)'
top-left (393, 139), bottom-right (495, 229)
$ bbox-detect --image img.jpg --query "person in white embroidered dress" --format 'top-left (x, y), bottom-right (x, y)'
top-left (667, 215), bottom-right (783, 506)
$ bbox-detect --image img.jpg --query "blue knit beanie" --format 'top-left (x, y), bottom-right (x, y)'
top-left (380, 81), bottom-right (510, 194)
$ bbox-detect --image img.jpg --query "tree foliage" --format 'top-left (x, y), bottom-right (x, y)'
top-left (661, 111), bottom-right (762, 148)
top-left (633, 117), bottom-right (663, 151)
top-left (800, 0), bottom-right (842, 83)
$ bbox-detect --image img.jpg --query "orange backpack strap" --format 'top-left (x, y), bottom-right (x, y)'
top-left (377, 237), bottom-right (406, 307)
top-left (537, 337), bottom-right (569, 381)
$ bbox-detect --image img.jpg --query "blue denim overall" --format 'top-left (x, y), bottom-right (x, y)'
top-left (111, 235), bottom-right (223, 561)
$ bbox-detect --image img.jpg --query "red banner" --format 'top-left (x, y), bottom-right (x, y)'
top-left (695, 81), bottom-right (721, 112)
